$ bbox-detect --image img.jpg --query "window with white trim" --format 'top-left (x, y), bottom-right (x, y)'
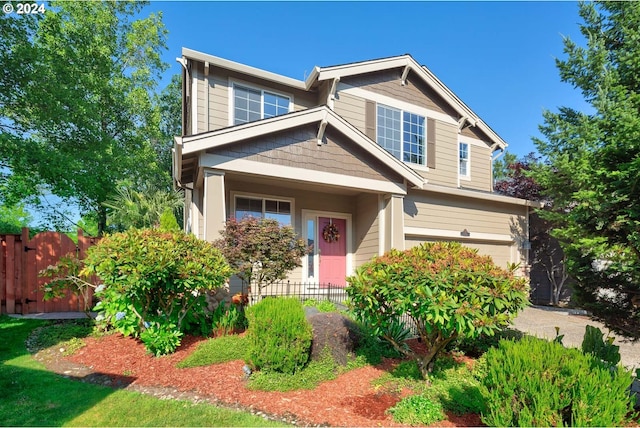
top-left (459, 142), bottom-right (470, 178)
top-left (376, 104), bottom-right (426, 165)
top-left (233, 84), bottom-right (290, 125)
top-left (234, 196), bottom-right (292, 225)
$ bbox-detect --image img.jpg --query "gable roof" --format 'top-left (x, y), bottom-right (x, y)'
top-left (181, 49), bottom-right (507, 151)
top-left (174, 105), bottom-right (425, 190)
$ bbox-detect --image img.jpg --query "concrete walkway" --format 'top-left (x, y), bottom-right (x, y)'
top-left (512, 306), bottom-right (640, 371)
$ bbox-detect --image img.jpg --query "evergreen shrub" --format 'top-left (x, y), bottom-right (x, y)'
top-left (245, 297), bottom-right (312, 374)
top-left (480, 336), bottom-right (635, 427)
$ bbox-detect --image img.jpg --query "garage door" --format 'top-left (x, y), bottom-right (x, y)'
top-left (405, 238), bottom-right (514, 270)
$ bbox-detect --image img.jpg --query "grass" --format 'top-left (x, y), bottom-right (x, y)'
top-left (0, 315), bottom-right (288, 427)
top-left (177, 334), bottom-right (247, 368)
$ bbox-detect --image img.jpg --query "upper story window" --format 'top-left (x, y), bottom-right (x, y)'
top-left (235, 196), bottom-right (292, 226)
top-left (377, 104), bottom-right (426, 166)
top-left (459, 142), bottom-right (470, 178)
top-left (233, 84), bottom-right (290, 125)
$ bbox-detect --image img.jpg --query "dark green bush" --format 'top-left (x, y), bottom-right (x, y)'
top-left (245, 297), bottom-right (312, 374)
top-left (86, 228), bottom-right (232, 355)
top-left (480, 336), bottom-right (635, 427)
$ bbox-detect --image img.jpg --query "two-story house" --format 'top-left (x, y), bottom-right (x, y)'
top-left (173, 48), bottom-right (534, 289)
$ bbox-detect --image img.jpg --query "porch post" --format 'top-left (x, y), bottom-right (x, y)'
top-left (203, 170), bottom-right (226, 242)
top-left (389, 194), bottom-right (405, 251)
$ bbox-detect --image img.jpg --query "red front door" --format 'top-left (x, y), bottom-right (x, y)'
top-left (318, 217), bottom-right (346, 287)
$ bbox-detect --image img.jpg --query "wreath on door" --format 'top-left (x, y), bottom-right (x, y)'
top-left (322, 222), bottom-right (340, 243)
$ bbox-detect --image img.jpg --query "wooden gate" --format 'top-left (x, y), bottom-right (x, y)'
top-left (1, 228), bottom-right (98, 314)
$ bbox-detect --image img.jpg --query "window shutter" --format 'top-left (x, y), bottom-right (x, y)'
top-left (427, 117), bottom-right (436, 168)
top-left (365, 100), bottom-right (376, 141)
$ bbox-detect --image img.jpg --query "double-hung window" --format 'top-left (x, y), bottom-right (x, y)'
top-left (459, 142), bottom-right (470, 178)
top-left (234, 196), bottom-right (292, 226)
top-left (377, 104), bottom-right (426, 166)
top-left (233, 84), bottom-right (290, 125)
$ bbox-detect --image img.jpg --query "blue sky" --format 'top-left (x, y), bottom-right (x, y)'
top-left (149, 1), bottom-right (590, 159)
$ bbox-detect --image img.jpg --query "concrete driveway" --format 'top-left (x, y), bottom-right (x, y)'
top-left (512, 306), bottom-right (640, 371)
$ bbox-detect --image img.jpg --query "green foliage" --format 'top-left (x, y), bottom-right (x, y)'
top-left (214, 217), bottom-right (309, 296)
top-left (347, 242), bottom-right (529, 375)
top-left (104, 182), bottom-right (183, 231)
top-left (532, 1), bottom-right (640, 338)
top-left (140, 322), bottom-right (183, 357)
top-left (388, 395), bottom-right (446, 425)
top-left (26, 319), bottom-right (94, 355)
top-left (480, 336), bottom-right (635, 427)
top-left (391, 360), bottom-right (424, 381)
top-left (0, 2), bottom-right (169, 235)
top-left (0, 204), bottom-right (31, 234)
top-left (302, 298), bottom-right (337, 312)
top-left (581, 325), bottom-right (621, 367)
top-left (85, 228), bottom-right (232, 355)
top-left (177, 335), bottom-right (248, 368)
top-left (159, 207), bottom-right (181, 231)
top-left (245, 297), bottom-right (312, 374)
top-left (447, 328), bottom-right (524, 358)
top-left (39, 254), bottom-right (96, 313)
top-left (211, 303), bottom-right (247, 336)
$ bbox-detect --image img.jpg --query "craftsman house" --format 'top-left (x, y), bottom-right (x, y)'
top-left (173, 48), bottom-right (535, 289)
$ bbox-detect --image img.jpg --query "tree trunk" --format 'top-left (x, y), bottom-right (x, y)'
top-left (97, 205), bottom-right (107, 236)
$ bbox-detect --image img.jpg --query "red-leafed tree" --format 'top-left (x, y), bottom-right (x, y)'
top-left (495, 153), bottom-right (571, 306)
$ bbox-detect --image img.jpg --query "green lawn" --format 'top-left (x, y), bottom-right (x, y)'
top-left (0, 315), bottom-right (288, 427)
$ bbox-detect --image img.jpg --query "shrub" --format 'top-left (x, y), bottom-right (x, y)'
top-left (85, 229), bottom-right (232, 355)
top-left (388, 394), bottom-right (446, 425)
top-left (347, 242), bottom-right (529, 376)
top-left (245, 297), bottom-right (312, 374)
top-left (581, 324), bottom-right (621, 367)
top-left (480, 336), bottom-right (635, 427)
top-left (211, 302), bottom-right (247, 336)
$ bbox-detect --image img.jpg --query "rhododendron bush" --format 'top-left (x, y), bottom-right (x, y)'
top-left (346, 242), bottom-right (528, 376)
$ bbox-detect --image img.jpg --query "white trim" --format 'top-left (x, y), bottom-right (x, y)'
top-left (301, 209), bottom-right (353, 287)
top-left (229, 190), bottom-right (295, 228)
top-left (191, 67), bottom-right (198, 135)
top-left (192, 187), bottom-right (200, 239)
top-left (228, 78), bottom-right (294, 127)
top-left (459, 142), bottom-right (471, 181)
top-left (183, 48), bottom-right (308, 90)
top-left (200, 154), bottom-right (408, 194)
top-left (378, 194), bottom-right (385, 255)
top-left (421, 182), bottom-right (539, 207)
top-left (404, 227), bottom-right (514, 243)
top-left (338, 82), bottom-right (459, 127)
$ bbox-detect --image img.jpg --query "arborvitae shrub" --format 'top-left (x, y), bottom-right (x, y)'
top-left (480, 336), bottom-right (635, 427)
top-left (245, 297), bottom-right (312, 374)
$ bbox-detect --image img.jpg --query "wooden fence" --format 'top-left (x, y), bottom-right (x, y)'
top-left (0, 228), bottom-right (99, 315)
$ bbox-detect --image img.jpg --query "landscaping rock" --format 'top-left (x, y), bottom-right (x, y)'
top-left (306, 312), bottom-right (361, 365)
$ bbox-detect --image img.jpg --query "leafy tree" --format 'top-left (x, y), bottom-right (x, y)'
top-left (214, 217), bottom-right (309, 298)
top-left (492, 150), bottom-right (517, 183)
top-left (495, 154), bottom-right (572, 306)
top-left (532, 1), bottom-right (640, 337)
top-left (0, 203), bottom-right (31, 234)
top-left (103, 181), bottom-right (183, 231)
top-left (347, 242), bottom-right (529, 376)
top-left (0, 1), bottom-right (168, 235)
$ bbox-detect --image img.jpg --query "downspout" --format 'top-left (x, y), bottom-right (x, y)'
top-left (491, 145), bottom-right (505, 192)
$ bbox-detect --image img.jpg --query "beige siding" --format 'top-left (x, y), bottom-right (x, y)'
top-left (463, 144), bottom-right (492, 192)
top-left (195, 68), bottom-right (208, 134)
top-left (342, 71), bottom-right (458, 117)
top-left (404, 191), bottom-right (527, 237)
top-left (210, 126), bottom-right (404, 183)
top-left (355, 193), bottom-right (379, 266)
top-left (421, 120), bottom-right (458, 186)
top-left (406, 237), bottom-right (515, 270)
top-left (208, 73), bottom-right (228, 131)
top-left (333, 92), bottom-right (366, 134)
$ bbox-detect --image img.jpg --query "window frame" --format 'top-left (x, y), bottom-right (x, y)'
top-left (376, 103), bottom-right (427, 167)
top-left (229, 80), bottom-right (293, 126)
top-left (231, 191), bottom-right (295, 227)
top-left (459, 142), bottom-right (470, 180)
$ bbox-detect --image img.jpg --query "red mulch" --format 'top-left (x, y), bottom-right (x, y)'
top-left (66, 334), bottom-right (483, 427)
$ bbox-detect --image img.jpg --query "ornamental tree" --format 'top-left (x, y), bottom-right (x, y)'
top-left (347, 242), bottom-right (529, 376)
top-left (531, 1), bottom-right (640, 337)
top-left (214, 217), bottom-right (309, 297)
